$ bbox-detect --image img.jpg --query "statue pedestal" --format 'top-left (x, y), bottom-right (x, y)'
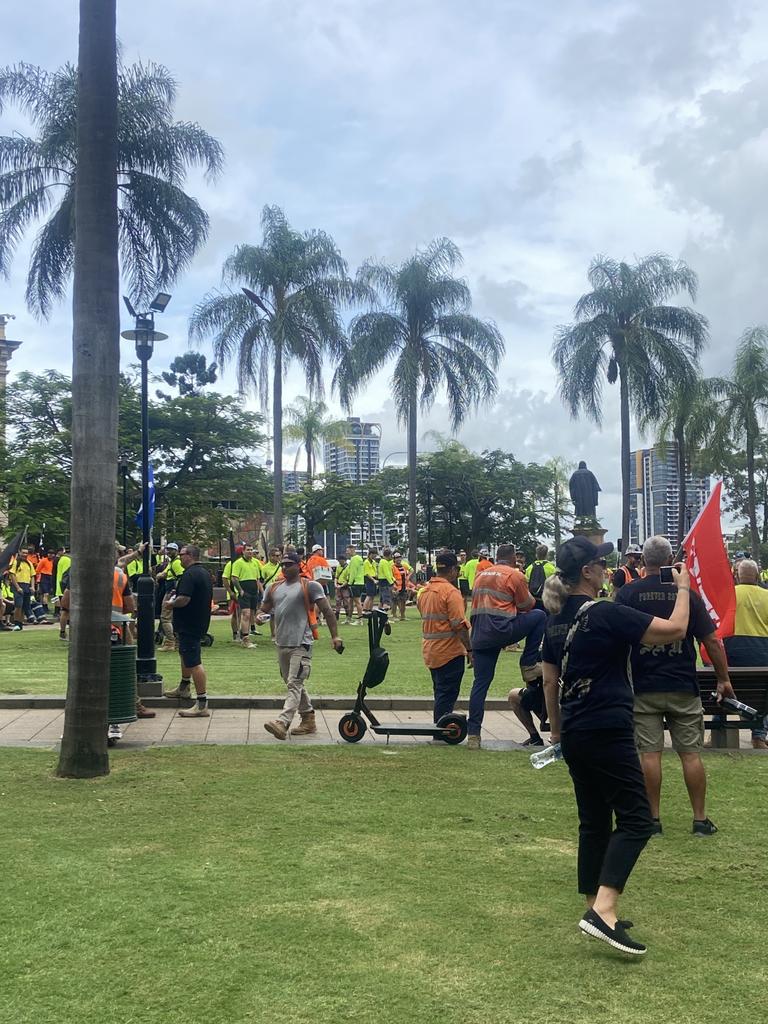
top-left (571, 522), bottom-right (609, 547)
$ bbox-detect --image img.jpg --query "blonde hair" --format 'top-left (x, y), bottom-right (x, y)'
top-left (542, 574), bottom-right (571, 615)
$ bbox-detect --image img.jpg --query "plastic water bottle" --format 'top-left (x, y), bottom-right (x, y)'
top-left (710, 693), bottom-right (759, 721)
top-left (530, 742), bottom-right (563, 769)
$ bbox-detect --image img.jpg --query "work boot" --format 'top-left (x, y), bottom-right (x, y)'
top-left (291, 711), bottom-right (317, 736)
top-left (751, 737), bottom-right (768, 750)
top-left (264, 720), bottom-right (289, 740)
top-left (520, 663), bottom-right (543, 684)
top-left (136, 702), bottom-right (156, 718)
top-left (466, 734), bottom-right (482, 750)
top-left (240, 636), bottom-right (255, 649)
top-left (179, 705), bottom-right (210, 718)
top-left (163, 684), bottom-right (192, 700)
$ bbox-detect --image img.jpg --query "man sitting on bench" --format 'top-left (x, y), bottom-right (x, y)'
top-left (615, 536), bottom-right (735, 836)
top-left (722, 559), bottom-right (768, 749)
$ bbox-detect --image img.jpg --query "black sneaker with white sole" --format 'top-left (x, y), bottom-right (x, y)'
top-left (578, 909), bottom-right (647, 955)
top-left (521, 734), bottom-right (544, 747)
top-left (692, 817), bottom-right (718, 836)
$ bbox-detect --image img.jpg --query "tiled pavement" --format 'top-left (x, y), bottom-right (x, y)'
top-left (0, 706), bottom-right (536, 750)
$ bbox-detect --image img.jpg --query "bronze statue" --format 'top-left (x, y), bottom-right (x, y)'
top-left (569, 461), bottom-right (601, 519)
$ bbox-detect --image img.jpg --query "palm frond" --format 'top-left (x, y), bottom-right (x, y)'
top-left (26, 187), bottom-right (75, 317)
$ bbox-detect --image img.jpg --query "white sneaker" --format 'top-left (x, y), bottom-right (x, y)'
top-left (108, 723), bottom-right (122, 740)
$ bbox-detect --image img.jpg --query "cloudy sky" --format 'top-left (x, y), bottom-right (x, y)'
top-left (3, 0), bottom-right (767, 539)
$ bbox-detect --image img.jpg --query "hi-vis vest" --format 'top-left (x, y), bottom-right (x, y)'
top-left (471, 564), bottom-right (524, 620)
top-left (112, 568), bottom-right (128, 613)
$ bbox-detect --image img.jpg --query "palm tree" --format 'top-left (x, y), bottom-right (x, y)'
top-left (708, 328), bottom-right (768, 558)
top-left (189, 206), bottom-right (354, 546)
top-left (0, 58), bottom-right (223, 315)
top-left (639, 376), bottom-right (713, 548)
top-left (553, 253), bottom-right (708, 548)
top-left (57, 0), bottom-right (120, 778)
top-left (335, 238), bottom-right (504, 565)
top-left (284, 395), bottom-right (351, 483)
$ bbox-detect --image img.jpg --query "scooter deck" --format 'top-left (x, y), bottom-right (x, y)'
top-left (370, 724), bottom-right (445, 737)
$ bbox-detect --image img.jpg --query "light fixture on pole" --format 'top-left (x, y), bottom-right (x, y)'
top-left (121, 293), bottom-right (170, 685)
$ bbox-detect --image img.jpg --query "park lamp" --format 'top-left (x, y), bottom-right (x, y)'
top-left (121, 293), bottom-right (171, 362)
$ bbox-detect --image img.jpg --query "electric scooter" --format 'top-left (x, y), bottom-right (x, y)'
top-left (338, 608), bottom-right (468, 745)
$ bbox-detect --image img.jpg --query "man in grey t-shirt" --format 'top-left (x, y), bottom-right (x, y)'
top-left (257, 552), bottom-right (342, 739)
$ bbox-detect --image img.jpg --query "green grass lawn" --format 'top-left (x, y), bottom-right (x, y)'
top-left (0, 616), bottom-right (526, 697)
top-left (1, 745), bottom-right (766, 1024)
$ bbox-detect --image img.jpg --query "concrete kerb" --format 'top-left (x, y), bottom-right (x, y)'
top-left (0, 695), bottom-right (509, 711)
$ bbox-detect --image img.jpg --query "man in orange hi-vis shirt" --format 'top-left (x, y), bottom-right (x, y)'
top-left (417, 550), bottom-right (472, 726)
top-left (36, 549), bottom-right (55, 610)
top-left (468, 543), bottom-right (546, 749)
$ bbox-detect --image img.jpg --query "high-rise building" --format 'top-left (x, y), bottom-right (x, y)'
top-left (323, 417), bottom-right (384, 549)
top-left (629, 443), bottom-right (710, 546)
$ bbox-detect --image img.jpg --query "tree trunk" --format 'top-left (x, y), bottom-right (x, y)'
top-left (553, 477), bottom-right (562, 554)
top-left (407, 392), bottom-right (418, 565)
top-left (619, 364), bottom-right (631, 551)
top-left (675, 422), bottom-right (687, 550)
top-left (57, 0), bottom-right (119, 778)
top-left (746, 427), bottom-right (760, 559)
top-left (762, 476), bottom-right (768, 546)
top-left (272, 340), bottom-right (283, 546)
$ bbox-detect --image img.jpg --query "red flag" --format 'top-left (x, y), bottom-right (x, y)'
top-left (683, 481), bottom-right (735, 639)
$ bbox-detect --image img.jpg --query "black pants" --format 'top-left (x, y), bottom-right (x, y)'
top-left (561, 727), bottom-right (654, 896)
top-left (430, 655), bottom-right (465, 723)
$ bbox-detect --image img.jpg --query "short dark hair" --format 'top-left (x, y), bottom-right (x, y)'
top-left (182, 544), bottom-right (200, 560)
top-left (535, 544), bottom-right (549, 560)
top-left (382, 548), bottom-right (392, 558)
top-left (496, 544), bottom-right (516, 561)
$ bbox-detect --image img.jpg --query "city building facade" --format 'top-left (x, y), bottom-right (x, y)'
top-left (323, 417), bottom-right (385, 550)
top-left (628, 443), bottom-right (710, 546)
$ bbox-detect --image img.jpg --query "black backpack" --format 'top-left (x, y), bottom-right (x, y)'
top-left (528, 561), bottom-right (547, 600)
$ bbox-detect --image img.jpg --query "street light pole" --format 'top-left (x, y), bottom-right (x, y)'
top-left (118, 454), bottom-right (129, 547)
top-left (121, 292), bottom-right (170, 686)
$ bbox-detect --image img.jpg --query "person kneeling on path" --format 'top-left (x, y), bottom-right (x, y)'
top-left (258, 552), bottom-right (343, 740)
top-left (162, 545), bottom-right (214, 717)
top-left (468, 544), bottom-right (546, 749)
top-left (416, 550), bottom-right (472, 726)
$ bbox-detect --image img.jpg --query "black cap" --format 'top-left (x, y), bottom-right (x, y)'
top-left (557, 537), bottom-right (614, 580)
top-left (435, 550), bottom-right (458, 568)
top-left (280, 552), bottom-right (300, 565)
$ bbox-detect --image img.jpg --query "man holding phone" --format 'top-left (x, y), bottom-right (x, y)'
top-left (614, 535), bottom-right (735, 835)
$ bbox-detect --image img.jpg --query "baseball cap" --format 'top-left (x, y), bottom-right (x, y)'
top-left (166, 542), bottom-right (179, 551)
top-left (625, 544), bottom-right (642, 555)
top-left (311, 544), bottom-right (323, 552)
top-left (435, 550), bottom-right (458, 568)
top-left (280, 552), bottom-right (301, 565)
top-left (557, 537), bottom-right (614, 580)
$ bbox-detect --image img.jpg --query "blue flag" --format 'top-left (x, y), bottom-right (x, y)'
top-left (135, 464), bottom-right (156, 532)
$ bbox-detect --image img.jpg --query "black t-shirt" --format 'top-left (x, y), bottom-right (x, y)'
top-left (612, 564), bottom-right (641, 589)
top-left (542, 595), bottom-right (652, 732)
top-left (614, 574), bottom-right (715, 695)
top-left (172, 563), bottom-right (212, 637)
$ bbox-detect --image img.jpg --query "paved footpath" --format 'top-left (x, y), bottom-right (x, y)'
top-left (0, 706), bottom-right (538, 750)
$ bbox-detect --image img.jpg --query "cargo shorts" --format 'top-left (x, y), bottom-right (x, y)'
top-left (634, 691), bottom-right (704, 754)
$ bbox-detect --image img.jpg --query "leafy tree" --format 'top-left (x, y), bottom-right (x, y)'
top-left (0, 58), bottom-right (223, 315)
top-left (283, 395), bottom-right (351, 483)
top-left (57, 0), bottom-right (120, 779)
top-left (156, 351), bottom-right (217, 399)
top-left (4, 368), bottom-right (269, 547)
top-left (285, 474), bottom-right (367, 547)
top-left (335, 238), bottom-right (504, 564)
top-left (543, 457), bottom-right (573, 554)
top-left (706, 328), bottom-right (768, 558)
top-left (189, 206), bottom-right (355, 546)
top-left (553, 253), bottom-right (707, 548)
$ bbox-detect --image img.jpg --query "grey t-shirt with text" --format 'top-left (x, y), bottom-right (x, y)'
top-left (265, 578), bottom-right (325, 647)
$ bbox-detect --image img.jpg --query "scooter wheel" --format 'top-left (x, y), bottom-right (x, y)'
top-left (338, 714), bottom-right (367, 743)
top-left (107, 736), bottom-right (117, 748)
top-left (437, 713), bottom-right (468, 745)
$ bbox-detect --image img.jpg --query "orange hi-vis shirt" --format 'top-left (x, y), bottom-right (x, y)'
top-left (417, 576), bottom-right (470, 669)
top-left (36, 556), bottom-right (53, 580)
top-left (477, 558), bottom-right (493, 573)
top-left (471, 563), bottom-right (530, 622)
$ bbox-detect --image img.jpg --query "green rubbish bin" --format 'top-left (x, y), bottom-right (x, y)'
top-left (109, 643), bottom-right (138, 725)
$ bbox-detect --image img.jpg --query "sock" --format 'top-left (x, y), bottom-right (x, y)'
top-left (196, 693), bottom-right (208, 709)
top-left (181, 678), bottom-right (191, 691)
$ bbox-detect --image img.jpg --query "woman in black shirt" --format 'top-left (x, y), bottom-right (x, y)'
top-left (541, 536), bottom-right (691, 956)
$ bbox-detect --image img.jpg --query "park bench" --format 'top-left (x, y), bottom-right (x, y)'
top-left (696, 666), bottom-right (768, 749)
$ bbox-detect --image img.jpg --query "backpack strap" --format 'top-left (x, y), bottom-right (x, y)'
top-left (559, 600), bottom-right (597, 685)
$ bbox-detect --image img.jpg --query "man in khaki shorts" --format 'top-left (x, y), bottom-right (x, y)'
top-left (257, 552), bottom-right (343, 740)
top-left (615, 536), bottom-right (735, 836)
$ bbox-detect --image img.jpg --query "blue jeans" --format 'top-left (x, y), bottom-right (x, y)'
top-left (469, 609), bottom-right (547, 735)
top-left (430, 655), bottom-right (465, 723)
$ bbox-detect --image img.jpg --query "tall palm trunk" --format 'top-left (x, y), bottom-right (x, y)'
top-left (57, 0), bottom-right (120, 778)
top-left (407, 391), bottom-right (418, 565)
top-left (305, 429), bottom-right (313, 484)
top-left (674, 421), bottom-right (687, 549)
top-left (619, 363), bottom-right (631, 550)
top-left (272, 339), bottom-right (283, 546)
top-left (746, 427), bottom-right (760, 559)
